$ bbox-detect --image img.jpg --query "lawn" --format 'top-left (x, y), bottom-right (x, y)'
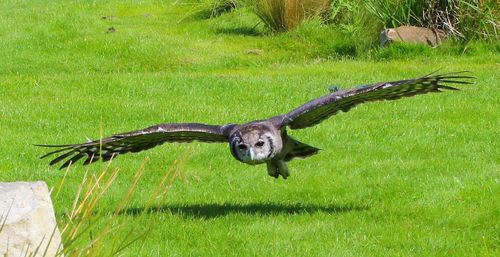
top-left (0, 0), bottom-right (498, 256)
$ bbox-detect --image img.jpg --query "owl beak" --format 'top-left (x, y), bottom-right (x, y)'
top-left (249, 148), bottom-right (255, 161)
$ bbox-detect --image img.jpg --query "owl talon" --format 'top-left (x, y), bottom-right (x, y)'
top-left (278, 170), bottom-right (289, 179)
top-left (267, 160), bottom-right (289, 179)
top-left (266, 162), bottom-right (280, 178)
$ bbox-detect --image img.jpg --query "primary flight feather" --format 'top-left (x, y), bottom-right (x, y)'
top-left (38, 72), bottom-right (473, 179)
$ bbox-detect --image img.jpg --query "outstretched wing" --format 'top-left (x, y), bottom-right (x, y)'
top-left (274, 72), bottom-right (474, 129)
top-left (37, 123), bottom-right (237, 169)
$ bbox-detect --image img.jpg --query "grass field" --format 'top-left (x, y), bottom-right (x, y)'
top-left (0, 0), bottom-right (499, 256)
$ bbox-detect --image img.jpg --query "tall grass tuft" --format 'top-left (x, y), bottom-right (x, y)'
top-left (178, 0), bottom-right (240, 21)
top-left (51, 157), bottom-right (183, 256)
top-left (210, 0), bottom-right (240, 17)
top-left (252, 0), bottom-right (331, 32)
top-left (201, 0), bottom-right (240, 18)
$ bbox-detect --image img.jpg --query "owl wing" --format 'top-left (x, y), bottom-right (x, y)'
top-left (274, 72), bottom-right (474, 130)
top-left (37, 123), bottom-right (237, 169)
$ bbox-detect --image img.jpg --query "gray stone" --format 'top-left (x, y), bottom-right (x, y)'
top-left (380, 25), bottom-right (447, 47)
top-left (0, 181), bottom-right (63, 257)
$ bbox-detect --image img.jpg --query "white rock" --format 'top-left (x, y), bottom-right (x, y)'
top-left (0, 181), bottom-right (63, 257)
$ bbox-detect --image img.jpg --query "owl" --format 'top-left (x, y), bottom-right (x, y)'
top-left (38, 72), bottom-right (473, 179)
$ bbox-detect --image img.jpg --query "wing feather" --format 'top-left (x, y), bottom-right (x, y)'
top-left (275, 72), bottom-right (474, 129)
top-left (60, 153), bottom-right (86, 169)
top-left (37, 123), bottom-right (237, 169)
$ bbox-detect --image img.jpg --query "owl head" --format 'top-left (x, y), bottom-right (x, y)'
top-left (229, 123), bottom-right (282, 164)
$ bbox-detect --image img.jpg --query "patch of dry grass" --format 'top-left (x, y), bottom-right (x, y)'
top-left (252, 0), bottom-right (331, 32)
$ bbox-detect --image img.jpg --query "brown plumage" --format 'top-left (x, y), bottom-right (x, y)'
top-left (38, 71), bottom-right (473, 179)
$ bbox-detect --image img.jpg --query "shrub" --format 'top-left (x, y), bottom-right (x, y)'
top-left (329, 0), bottom-right (382, 56)
top-left (364, 0), bottom-right (498, 40)
top-left (457, 0), bottom-right (499, 40)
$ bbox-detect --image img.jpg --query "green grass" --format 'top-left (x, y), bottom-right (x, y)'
top-left (0, 0), bottom-right (499, 256)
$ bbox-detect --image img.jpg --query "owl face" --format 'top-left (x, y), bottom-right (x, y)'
top-left (229, 124), bottom-right (281, 164)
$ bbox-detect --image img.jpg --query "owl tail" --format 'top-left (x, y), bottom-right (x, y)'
top-left (284, 137), bottom-right (320, 161)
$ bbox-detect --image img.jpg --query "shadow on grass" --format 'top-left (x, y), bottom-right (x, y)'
top-left (120, 202), bottom-right (368, 219)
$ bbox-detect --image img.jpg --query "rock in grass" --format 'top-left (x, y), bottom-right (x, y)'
top-left (380, 26), bottom-right (447, 47)
top-left (0, 181), bottom-right (63, 257)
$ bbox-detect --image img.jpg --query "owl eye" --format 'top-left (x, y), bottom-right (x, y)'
top-left (255, 141), bottom-right (265, 147)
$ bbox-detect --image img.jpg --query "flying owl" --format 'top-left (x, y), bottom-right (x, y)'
top-left (38, 72), bottom-right (473, 179)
